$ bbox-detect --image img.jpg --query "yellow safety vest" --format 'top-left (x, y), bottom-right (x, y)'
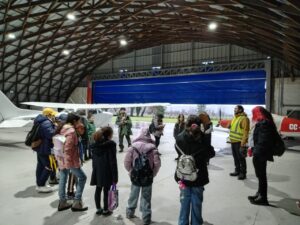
top-left (229, 115), bottom-right (246, 142)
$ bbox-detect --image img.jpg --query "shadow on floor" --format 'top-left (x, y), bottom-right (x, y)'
top-left (43, 209), bottom-right (87, 225)
top-left (269, 198), bottom-right (300, 217)
top-left (15, 185), bottom-right (56, 198)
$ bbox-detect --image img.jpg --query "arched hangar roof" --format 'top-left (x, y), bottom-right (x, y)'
top-left (0, 0), bottom-right (299, 104)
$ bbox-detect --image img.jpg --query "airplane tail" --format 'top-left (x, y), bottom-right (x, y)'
top-left (0, 91), bottom-right (39, 121)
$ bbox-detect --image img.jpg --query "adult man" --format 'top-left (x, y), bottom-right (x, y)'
top-left (115, 108), bottom-right (132, 152)
top-left (34, 108), bottom-right (57, 193)
top-left (229, 105), bottom-right (250, 180)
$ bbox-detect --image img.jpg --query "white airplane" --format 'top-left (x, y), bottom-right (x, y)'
top-left (0, 91), bottom-right (170, 128)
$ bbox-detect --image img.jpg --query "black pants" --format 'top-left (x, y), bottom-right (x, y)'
top-left (95, 186), bottom-right (110, 210)
top-left (231, 142), bottom-right (247, 175)
top-left (253, 156), bottom-right (267, 198)
top-left (155, 136), bottom-right (161, 148)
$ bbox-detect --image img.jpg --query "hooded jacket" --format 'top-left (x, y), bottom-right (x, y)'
top-left (253, 120), bottom-right (274, 162)
top-left (59, 124), bottom-right (80, 169)
top-left (34, 114), bottom-right (55, 155)
top-left (90, 139), bottom-right (118, 187)
top-left (175, 129), bottom-right (214, 187)
top-left (124, 127), bottom-right (161, 177)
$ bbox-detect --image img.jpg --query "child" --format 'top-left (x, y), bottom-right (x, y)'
top-left (90, 127), bottom-right (118, 215)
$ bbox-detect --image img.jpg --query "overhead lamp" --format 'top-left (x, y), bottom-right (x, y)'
top-left (62, 49), bottom-right (70, 56)
top-left (267, 56), bottom-right (271, 59)
top-left (67, 12), bottom-right (76, 21)
top-left (208, 22), bottom-right (217, 31)
top-left (120, 39), bottom-right (127, 46)
top-left (7, 33), bottom-right (16, 40)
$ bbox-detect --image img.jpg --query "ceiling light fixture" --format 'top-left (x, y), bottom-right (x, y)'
top-left (62, 50), bottom-right (70, 56)
top-left (7, 33), bottom-right (16, 39)
top-left (67, 12), bottom-right (76, 21)
top-left (120, 39), bottom-right (127, 46)
top-left (208, 22), bottom-right (218, 31)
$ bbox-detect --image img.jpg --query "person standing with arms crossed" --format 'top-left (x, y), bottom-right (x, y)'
top-left (228, 105), bottom-right (250, 180)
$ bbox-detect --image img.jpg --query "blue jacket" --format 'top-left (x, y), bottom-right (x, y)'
top-left (34, 114), bottom-right (55, 155)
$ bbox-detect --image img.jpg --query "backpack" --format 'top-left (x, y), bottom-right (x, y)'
top-left (130, 147), bottom-right (153, 186)
top-left (52, 134), bottom-right (66, 158)
top-left (272, 132), bottom-right (286, 157)
top-left (149, 122), bottom-right (155, 134)
top-left (25, 123), bottom-right (41, 148)
top-left (175, 144), bottom-right (200, 182)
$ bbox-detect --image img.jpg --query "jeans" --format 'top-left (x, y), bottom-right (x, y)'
top-left (253, 156), bottom-right (268, 198)
top-left (179, 186), bottom-right (204, 225)
top-left (69, 167), bottom-right (87, 200)
top-left (58, 169), bottom-right (69, 200)
top-left (231, 142), bottom-right (247, 175)
top-left (127, 184), bottom-right (152, 224)
top-left (36, 154), bottom-right (51, 186)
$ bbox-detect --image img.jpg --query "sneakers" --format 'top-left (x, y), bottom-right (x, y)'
top-left (36, 185), bottom-right (53, 193)
top-left (229, 171), bottom-right (239, 176)
top-left (71, 200), bottom-right (88, 212)
top-left (49, 178), bottom-right (59, 185)
top-left (126, 214), bottom-right (136, 219)
top-left (58, 200), bottom-right (72, 211)
top-left (96, 208), bottom-right (103, 215)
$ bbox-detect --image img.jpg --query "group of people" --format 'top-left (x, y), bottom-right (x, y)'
top-left (227, 105), bottom-right (280, 206)
top-left (31, 104), bottom-right (281, 225)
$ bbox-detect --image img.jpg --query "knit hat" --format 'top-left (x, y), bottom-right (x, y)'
top-left (42, 108), bottom-right (58, 117)
top-left (56, 113), bottom-right (68, 122)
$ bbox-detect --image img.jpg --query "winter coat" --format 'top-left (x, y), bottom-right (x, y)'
top-left (175, 130), bottom-right (215, 187)
top-left (116, 114), bottom-right (133, 136)
top-left (124, 128), bottom-right (161, 177)
top-left (153, 118), bottom-right (164, 137)
top-left (34, 114), bottom-right (55, 155)
top-left (253, 120), bottom-right (274, 162)
top-left (173, 122), bottom-right (185, 138)
top-left (90, 139), bottom-right (118, 187)
top-left (59, 124), bottom-right (81, 169)
top-left (87, 121), bottom-right (96, 140)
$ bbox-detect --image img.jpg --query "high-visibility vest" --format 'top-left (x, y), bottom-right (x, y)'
top-left (229, 115), bottom-right (246, 142)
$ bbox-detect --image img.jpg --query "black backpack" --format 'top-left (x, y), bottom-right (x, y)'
top-left (25, 123), bottom-right (41, 147)
top-left (130, 147), bottom-right (153, 186)
top-left (149, 122), bottom-right (155, 134)
top-left (272, 132), bottom-right (286, 157)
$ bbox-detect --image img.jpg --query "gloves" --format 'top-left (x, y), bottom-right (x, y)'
top-left (239, 146), bottom-right (247, 158)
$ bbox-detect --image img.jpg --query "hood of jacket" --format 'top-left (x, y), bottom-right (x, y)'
top-left (34, 114), bottom-right (49, 124)
top-left (132, 127), bottom-right (155, 145)
top-left (60, 124), bottom-right (75, 136)
top-left (91, 139), bottom-right (115, 156)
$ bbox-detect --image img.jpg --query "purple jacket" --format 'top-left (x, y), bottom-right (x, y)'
top-left (124, 127), bottom-right (161, 177)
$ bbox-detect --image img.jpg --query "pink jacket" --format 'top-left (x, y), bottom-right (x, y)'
top-left (58, 124), bottom-right (80, 169)
top-left (124, 127), bottom-right (161, 177)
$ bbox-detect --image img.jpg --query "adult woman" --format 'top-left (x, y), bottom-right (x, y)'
top-left (90, 127), bottom-right (118, 215)
top-left (175, 115), bottom-right (215, 225)
top-left (57, 113), bottom-right (88, 211)
top-left (174, 114), bottom-right (185, 160)
top-left (248, 106), bottom-right (276, 205)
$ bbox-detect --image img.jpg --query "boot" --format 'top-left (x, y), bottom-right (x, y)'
top-left (229, 171), bottom-right (239, 176)
top-left (58, 200), bottom-right (72, 211)
top-left (248, 193), bottom-right (259, 201)
top-left (238, 173), bottom-right (246, 180)
top-left (250, 195), bottom-right (269, 206)
top-left (71, 200), bottom-right (88, 212)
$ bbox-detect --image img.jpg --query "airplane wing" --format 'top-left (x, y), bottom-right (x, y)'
top-left (0, 119), bottom-right (33, 128)
top-left (21, 102), bottom-right (170, 110)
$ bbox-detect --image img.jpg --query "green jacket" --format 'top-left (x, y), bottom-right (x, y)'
top-left (115, 114), bottom-right (132, 136)
top-left (87, 121), bottom-right (96, 139)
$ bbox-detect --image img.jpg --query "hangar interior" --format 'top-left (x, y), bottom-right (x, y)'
top-left (1, 0), bottom-right (300, 116)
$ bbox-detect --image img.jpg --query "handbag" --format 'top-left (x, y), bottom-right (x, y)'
top-left (108, 184), bottom-right (119, 211)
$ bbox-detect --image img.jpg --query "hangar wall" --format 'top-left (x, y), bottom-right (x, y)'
top-left (67, 87), bottom-right (87, 104)
top-left (273, 77), bottom-right (300, 116)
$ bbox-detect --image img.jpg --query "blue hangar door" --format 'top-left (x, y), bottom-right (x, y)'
top-left (92, 70), bottom-right (266, 104)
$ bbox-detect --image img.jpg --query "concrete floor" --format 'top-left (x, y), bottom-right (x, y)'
top-left (0, 122), bottom-right (300, 225)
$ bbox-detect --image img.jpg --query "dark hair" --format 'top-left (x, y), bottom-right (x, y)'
top-left (157, 114), bottom-right (164, 119)
top-left (186, 115), bottom-right (202, 140)
top-left (93, 126), bottom-right (113, 142)
top-left (236, 105), bottom-right (244, 112)
top-left (120, 107), bottom-right (126, 111)
top-left (177, 114), bottom-right (185, 123)
top-left (66, 113), bottom-right (81, 125)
